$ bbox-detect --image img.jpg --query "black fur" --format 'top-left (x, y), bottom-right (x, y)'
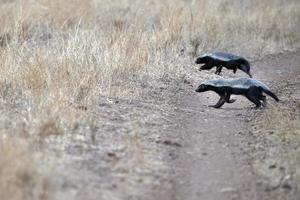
top-left (195, 52), bottom-right (252, 78)
top-left (195, 78), bottom-right (279, 109)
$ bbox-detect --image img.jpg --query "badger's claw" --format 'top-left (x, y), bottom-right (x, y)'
top-left (227, 99), bottom-right (236, 103)
top-left (208, 105), bottom-right (221, 109)
top-left (208, 97), bottom-right (226, 108)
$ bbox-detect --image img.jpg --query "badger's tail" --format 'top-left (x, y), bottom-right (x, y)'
top-left (261, 88), bottom-right (279, 102)
top-left (237, 58), bottom-right (252, 78)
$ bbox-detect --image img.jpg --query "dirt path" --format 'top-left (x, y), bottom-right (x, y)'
top-left (158, 52), bottom-right (300, 200)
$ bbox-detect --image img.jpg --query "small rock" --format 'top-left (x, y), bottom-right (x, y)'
top-left (220, 187), bottom-right (237, 193)
top-left (269, 164), bottom-right (276, 169)
top-left (107, 99), bottom-right (114, 104)
top-left (163, 140), bottom-right (182, 147)
top-left (157, 140), bottom-right (182, 147)
top-left (99, 103), bottom-right (109, 107)
top-left (245, 118), bottom-right (251, 122)
top-left (256, 180), bottom-right (263, 186)
top-left (107, 152), bottom-right (117, 158)
top-left (77, 105), bottom-right (87, 111)
top-left (279, 166), bottom-right (285, 171)
top-left (183, 79), bottom-right (191, 84)
top-left (169, 152), bottom-right (179, 160)
top-left (180, 49), bottom-right (185, 55)
top-left (281, 182), bottom-right (292, 190)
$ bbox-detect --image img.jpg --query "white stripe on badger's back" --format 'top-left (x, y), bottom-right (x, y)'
top-left (203, 77), bottom-right (270, 90)
top-left (202, 52), bottom-right (241, 62)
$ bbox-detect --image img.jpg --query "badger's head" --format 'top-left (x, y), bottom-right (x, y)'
top-left (195, 56), bottom-right (213, 71)
top-left (237, 58), bottom-right (252, 78)
top-left (195, 56), bottom-right (207, 64)
top-left (195, 84), bottom-right (208, 93)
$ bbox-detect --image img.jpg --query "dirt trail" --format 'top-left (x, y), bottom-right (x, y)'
top-left (158, 52), bottom-right (300, 200)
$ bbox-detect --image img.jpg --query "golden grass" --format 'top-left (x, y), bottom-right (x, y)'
top-left (0, 0), bottom-right (299, 101)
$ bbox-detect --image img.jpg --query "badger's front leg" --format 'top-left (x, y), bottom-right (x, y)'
top-left (233, 67), bottom-right (237, 74)
top-left (226, 96), bottom-right (236, 103)
top-left (209, 95), bottom-right (226, 108)
top-left (224, 92), bottom-right (236, 103)
top-left (246, 86), bottom-right (262, 109)
top-left (215, 66), bottom-right (223, 74)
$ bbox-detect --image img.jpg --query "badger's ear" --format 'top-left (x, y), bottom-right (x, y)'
top-left (201, 56), bottom-right (209, 63)
top-left (195, 56), bottom-right (208, 63)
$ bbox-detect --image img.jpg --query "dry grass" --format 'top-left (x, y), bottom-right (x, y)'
top-left (258, 105), bottom-right (300, 139)
top-left (265, 107), bottom-right (300, 131)
top-left (251, 83), bottom-right (300, 191)
top-left (256, 79), bottom-right (300, 138)
top-left (0, 0), bottom-right (299, 199)
top-left (0, 137), bottom-right (51, 200)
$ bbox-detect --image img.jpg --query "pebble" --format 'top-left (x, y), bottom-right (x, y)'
top-left (281, 182), bottom-right (292, 190)
top-left (220, 187), bottom-right (237, 193)
top-left (268, 164), bottom-right (277, 169)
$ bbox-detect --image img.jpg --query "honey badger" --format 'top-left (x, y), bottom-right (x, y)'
top-left (195, 77), bottom-right (279, 108)
top-left (195, 52), bottom-right (252, 78)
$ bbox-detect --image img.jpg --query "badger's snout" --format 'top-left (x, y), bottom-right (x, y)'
top-left (195, 58), bottom-right (201, 64)
top-left (195, 84), bottom-right (205, 92)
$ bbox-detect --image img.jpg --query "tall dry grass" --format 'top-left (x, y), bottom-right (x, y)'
top-left (0, 137), bottom-right (51, 200)
top-left (0, 0), bottom-right (299, 199)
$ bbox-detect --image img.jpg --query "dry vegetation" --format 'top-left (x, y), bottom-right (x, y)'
top-left (251, 78), bottom-right (300, 192)
top-left (255, 78), bottom-right (300, 139)
top-left (0, 0), bottom-right (299, 199)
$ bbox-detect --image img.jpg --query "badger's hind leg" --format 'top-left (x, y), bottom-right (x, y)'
top-left (209, 96), bottom-right (226, 108)
top-left (257, 90), bottom-right (267, 107)
top-left (225, 93), bottom-right (236, 103)
top-left (260, 95), bottom-right (267, 107)
top-left (246, 86), bottom-right (262, 109)
top-left (247, 96), bottom-right (261, 109)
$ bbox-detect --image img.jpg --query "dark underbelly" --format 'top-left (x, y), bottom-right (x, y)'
top-left (214, 60), bottom-right (236, 69)
top-left (230, 87), bottom-right (249, 95)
